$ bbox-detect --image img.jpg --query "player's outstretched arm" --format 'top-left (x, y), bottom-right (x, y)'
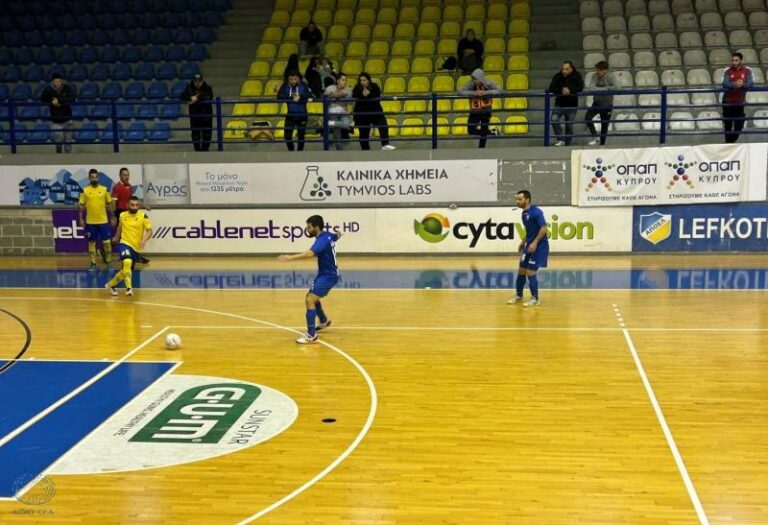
top-left (277, 249), bottom-right (316, 262)
top-left (140, 228), bottom-right (152, 251)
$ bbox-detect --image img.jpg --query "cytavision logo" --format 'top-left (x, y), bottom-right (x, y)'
top-left (151, 219), bottom-right (359, 242)
top-left (413, 213), bottom-right (450, 243)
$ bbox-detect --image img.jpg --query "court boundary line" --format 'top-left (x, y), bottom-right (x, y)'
top-left (0, 287), bottom-right (766, 292)
top-left (169, 325), bottom-right (768, 332)
top-left (0, 326), bottom-right (171, 502)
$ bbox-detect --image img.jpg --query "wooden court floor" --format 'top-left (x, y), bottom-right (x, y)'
top-left (0, 254), bottom-right (767, 524)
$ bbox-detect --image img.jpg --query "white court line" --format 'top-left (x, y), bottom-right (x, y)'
top-left (170, 324), bottom-right (768, 332)
top-left (0, 326), bottom-right (171, 501)
top-left (0, 286), bottom-right (766, 292)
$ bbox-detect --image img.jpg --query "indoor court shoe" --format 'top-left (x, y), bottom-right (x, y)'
top-left (125, 288), bottom-right (134, 296)
top-left (88, 262), bottom-right (97, 272)
top-left (105, 283), bottom-right (118, 296)
top-left (316, 320), bottom-right (332, 332)
top-left (523, 298), bottom-right (539, 307)
top-left (296, 333), bottom-right (318, 344)
top-left (98, 247), bottom-right (108, 263)
top-left (588, 138), bottom-right (599, 146)
top-left (507, 296), bottom-right (523, 305)
top-left (554, 140), bottom-right (565, 146)
top-left (381, 145), bottom-right (396, 150)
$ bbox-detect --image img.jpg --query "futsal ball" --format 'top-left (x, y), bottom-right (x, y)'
top-left (165, 333), bottom-right (182, 350)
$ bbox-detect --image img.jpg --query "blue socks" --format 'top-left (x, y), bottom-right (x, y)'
top-left (315, 301), bottom-right (328, 324)
top-left (516, 273), bottom-right (526, 297)
top-left (306, 309), bottom-right (317, 337)
top-left (528, 275), bottom-right (539, 299)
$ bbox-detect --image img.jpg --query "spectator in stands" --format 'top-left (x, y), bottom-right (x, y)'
top-left (180, 73), bottom-right (214, 152)
top-left (722, 52), bottom-right (754, 144)
top-left (283, 53), bottom-right (301, 84)
top-left (353, 72), bottom-right (396, 151)
top-left (40, 73), bottom-right (75, 153)
top-left (548, 61), bottom-right (584, 146)
top-left (584, 61), bottom-right (617, 146)
top-left (457, 30), bottom-right (484, 75)
top-left (458, 68), bottom-right (501, 149)
top-left (277, 70), bottom-right (310, 151)
top-left (299, 21), bottom-right (325, 58)
top-left (305, 56), bottom-right (325, 98)
top-left (318, 56), bottom-right (337, 88)
top-left (324, 73), bottom-right (353, 150)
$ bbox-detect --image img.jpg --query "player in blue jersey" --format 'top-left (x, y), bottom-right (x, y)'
top-left (278, 215), bottom-right (343, 344)
top-left (508, 190), bottom-right (549, 307)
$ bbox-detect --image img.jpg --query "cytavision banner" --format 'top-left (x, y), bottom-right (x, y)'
top-left (187, 160), bottom-right (498, 205)
top-left (573, 143), bottom-right (767, 207)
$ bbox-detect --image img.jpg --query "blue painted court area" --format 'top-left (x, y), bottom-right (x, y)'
top-left (0, 268), bottom-right (767, 290)
top-left (0, 360), bottom-right (174, 498)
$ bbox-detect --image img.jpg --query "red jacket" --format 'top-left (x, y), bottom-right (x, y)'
top-left (111, 181), bottom-right (133, 211)
top-left (722, 66), bottom-right (753, 105)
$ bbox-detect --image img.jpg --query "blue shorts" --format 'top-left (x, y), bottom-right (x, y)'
top-left (309, 274), bottom-right (339, 297)
top-left (519, 243), bottom-right (549, 271)
top-left (85, 224), bottom-right (112, 242)
top-left (117, 243), bottom-right (140, 262)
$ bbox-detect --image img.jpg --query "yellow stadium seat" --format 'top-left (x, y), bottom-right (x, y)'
top-left (337, 0), bottom-right (355, 7)
top-left (503, 95), bottom-right (528, 111)
top-left (270, 60), bottom-right (287, 77)
top-left (485, 37), bottom-right (505, 54)
top-left (507, 55), bottom-right (530, 71)
top-left (443, 5), bottom-right (463, 21)
top-left (395, 23), bottom-right (415, 39)
top-left (350, 24), bottom-right (371, 40)
top-left (269, 10), bottom-right (290, 26)
top-left (275, 0), bottom-right (293, 9)
top-left (421, 6), bottom-right (441, 22)
top-left (508, 37), bottom-right (529, 53)
top-left (299, 57), bottom-right (310, 72)
top-left (484, 55), bottom-right (505, 73)
top-left (414, 40), bottom-right (436, 56)
top-left (256, 102), bottom-right (280, 116)
top-left (432, 75), bottom-right (455, 93)
top-left (462, 21), bottom-right (483, 36)
top-left (383, 76), bottom-right (406, 94)
top-left (283, 26), bottom-right (301, 42)
top-left (437, 39), bottom-right (457, 56)
top-left (316, 0), bottom-right (334, 8)
top-left (377, 8), bottom-right (397, 24)
top-left (506, 73), bottom-right (529, 91)
top-left (434, 98), bottom-right (452, 115)
top-left (509, 20), bottom-right (530, 36)
top-left (368, 41), bottom-right (390, 56)
top-left (295, 0), bottom-right (314, 9)
top-left (399, 6), bottom-right (419, 23)
top-left (388, 57), bottom-right (410, 75)
top-left (325, 42), bottom-right (344, 56)
top-left (364, 58), bottom-right (386, 76)
top-left (372, 23), bottom-right (393, 39)
top-left (358, 0), bottom-right (377, 7)
top-left (232, 103), bottom-right (255, 117)
top-left (511, 3), bottom-right (531, 18)
top-left (465, 4), bottom-right (485, 20)
top-left (428, 117), bottom-right (452, 137)
top-left (411, 57), bottom-right (433, 74)
top-left (400, 117), bottom-right (425, 137)
top-left (485, 20), bottom-right (506, 37)
top-left (240, 80), bottom-right (263, 97)
top-left (381, 100), bottom-right (402, 114)
top-left (224, 120), bottom-right (248, 140)
top-left (401, 0), bottom-right (419, 5)
top-left (486, 74), bottom-right (504, 87)
top-left (422, 0), bottom-right (440, 5)
top-left (345, 41), bottom-right (367, 58)
top-left (277, 43), bottom-right (299, 58)
top-left (333, 9), bottom-right (354, 25)
top-left (408, 76), bottom-right (430, 93)
top-left (379, 0), bottom-right (397, 7)
top-left (263, 27), bottom-right (283, 42)
top-left (451, 115), bottom-right (469, 136)
top-left (487, 4), bottom-right (508, 20)
top-left (383, 117), bottom-right (399, 137)
top-left (313, 9), bottom-right (333, 26)
top-left (355, 8), bottom-right (375, 24)
top-left (443, 0), bottom-right (463, 4)
top-left (290, 10), bottom-right (311, 26)
top-left (248, 61), bottom-right (270, 77)
top-left (441, 21), bottom-right (461, 38)
top-left (391, 40), bottom-right (413, 56)
top-left (342, 59), bottom-right (363, 77)
top-left (404, 100), bottom-right (428, 114)
top-left (453, 98), bottom-right (470, 112)
top-left (262, 81), bottom-right (283, 97)
top-left (328, 25), bottom-right (349, 41)
top-left (505, 115), bottom-right (528, 134)
top-left (255, 43), bottom-right (276, 59)
top-left (417, 22), bottom-right (438, 39)
top-left (457, 75), bottom-right (471, 87)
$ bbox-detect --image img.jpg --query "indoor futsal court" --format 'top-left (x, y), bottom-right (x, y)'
top-left (1, 253), bottom-right (767, 525)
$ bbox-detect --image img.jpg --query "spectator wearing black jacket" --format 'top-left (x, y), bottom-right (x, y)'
top-left (352, 72), bottom-right (395, 151)
top-left (457, 30), bottom-right (484, 75)
top-left (548, 61), bottom-right (584, 146)
top-left (277, 70), bottom-right (311, 151)
top-left (304, 56), bottom-right (324, 97)
top-left (299, 21), bottom-right (325, 57)
top-left (180, 73), bottom-right (214, 151)
top-left (40, 73), bottom-right (75, 153)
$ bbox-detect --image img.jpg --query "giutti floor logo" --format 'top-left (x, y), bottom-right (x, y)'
top-left (639, 212), bottom-right (672, 244)
top-left (665, 154), bottom-right (695, 190)
top-left (300, 165), bottom-right (331, 201)
top-left (414, 213), bottom-right (450, 243)
top-left (583, 157), bottom-right (615, 192)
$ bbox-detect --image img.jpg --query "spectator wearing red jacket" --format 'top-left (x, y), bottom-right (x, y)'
top-left (722, 52), bottom-right (754, 144)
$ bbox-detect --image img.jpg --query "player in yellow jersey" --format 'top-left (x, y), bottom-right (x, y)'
top-left (78, 168), bottom-right (115, 271)
top-left (105, 196), bottom-right (152, 297)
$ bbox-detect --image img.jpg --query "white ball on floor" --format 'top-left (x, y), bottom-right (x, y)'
top-left (165, 333), bottom-right (182, 350)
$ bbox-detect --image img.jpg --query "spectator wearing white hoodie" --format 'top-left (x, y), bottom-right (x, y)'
top-left (457, 68), bottom-right (501, 148)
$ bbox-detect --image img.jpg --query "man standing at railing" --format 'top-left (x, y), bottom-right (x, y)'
top-left (548, 61), bottom-right (584, 147)
top-left (277, 70), bottom-right (310, 151)
top-left (458, 68), bottom-right (501, 149)
top-left (722, 52), bottom-right (754, 144)
top-left (180, 73), bottom-right (214, 152)
top-left (40, 73), bottom-right (75, 153)
top-left (585, 61), bottom-right (617, 146)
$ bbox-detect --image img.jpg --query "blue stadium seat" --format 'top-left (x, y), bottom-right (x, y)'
top-left (71, 103), bottom-right (88, 120)
top-left (12, 123), bottom-right (29, 142)
top-left (195, 27), bottom-right (216, 43)
top-left (67, 30), bottom-right (86, 47)
top-left (76, 123), bottom-right (100, 143)
top-left (129, 0), bottom-right (146, 13)
top-left (170, 0), bottom-right (187, 12)
top-left (132, 28), bottom-right (151, 45)
top-left (99, 46), bottom-right (120, 64)
top-left (4, 31), bottom-right (23, 48)
top-left (57, 47), bottom-right (77, 64)
top-left (187, 44), bottom-right (207, 61)
top-left (160, 103), bottom-right (181, 119)
top-left (141, 13), bottom-right (160, 29)
top-left (89, 103), bottom-right (111, 120)
top-left (29, 123), bottom-right (52, 143)
top-left (122, 13), bottom-right (140, 30)
top-left (0, 125), bottom-right (5, 142)
top-left (17, 16), bottom-right (35, 31)
top-left (79, 14), bottom-right (96, 29)
top-left (0, 85), bottom-right (9, 100)
top-left (124, 122), bottom-right (147, 142)
top-left (122, 45), bottom-right (142, 63)
top-left (34, 48), bottom-right (55, 65)
top-left (0, 106), bottom-right (9, 121)
top-left (77, 47), bottom-right (98, 64)
top-left (14, 48), bottom-right (33, 65)
top-left (156, 63), bottom-right (177, 80)
top-left (147, 81), bottom-right (169, 98)
top-left (11, 84), bottom-right (32, 101)
top-left (135, 63), bottom-right (156, 81)
top-left (90, 63), bottom-right (110, 81)
top-left (170, 80), bottom-right (187, 98)
top-left (25, 32), bottom-right (45, 47)
top-left (179, 62), bottom-right (199, 79)
top-left (153, 28), bottom-right (173, 45)
top-left (47, 65), bottom-right (66, 79)
top-left (48, 30), bottom-right (67, 47)
top-left (17, 105), bottom-right (42, 120)
top-left (88, 29), bottom-right (108, 46)
top-left (2, 66), bottom-right (22, 83)
top-left (116, 103), bottom-right (134, 119)
top-left (165, 45), bottom-right (185, 62)
top-left (208, 0), bottom-right (229, 10)
top-left (0, 16), bottom-right (14, 33)
top-left (79, 82), bottom-right (100, 100)
top-left (33, 83), bottom-right (47, 100)
top-left (136, 103), bottom-right (157, 119)
top-left (60, 15), bottom-right (77, 31)
top-left (101, 82), bottom-right (123, 99)
top-left (100, 123), bottom-right (123, 143)
top-left (125, 82), bottom-right (146, 99)
top-left (111, 29), bottom-right (129, 45)
top-left (163, 13), bottom-right (182, 28)
top-left (112, 63), bottom-right (133, 81)
top-left (24, 65), bottom-right (44, 83)
top-left (0, 49), bottom-right (11, 65)
top-left (144, 45), bottom-right (164, 62)
top-left (203, 11), bottom-right (223, 26)
top-left (97, 14), bottom-right (118, 30)
top-left (68, 63), bottom-right (88, 81)
top-left (36, 17), bottom-right (56, 32)
top-left (174, 28), bottom-right (194, 45)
